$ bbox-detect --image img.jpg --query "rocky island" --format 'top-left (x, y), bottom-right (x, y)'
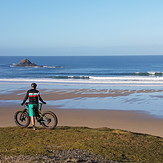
top-left (14, 59), bottom-right (43, 67)
top-left (13, 59), bottom-right (64, 68)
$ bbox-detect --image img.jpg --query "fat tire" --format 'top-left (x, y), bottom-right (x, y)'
top-left (14, 110), bottom-right (30, 128)
top-left (41, 111), bottom-right (58, 129)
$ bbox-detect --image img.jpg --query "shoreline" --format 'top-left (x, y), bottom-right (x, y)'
top-left (1, 88), bottom-right (162, 117)
top-left (1, 88), bottom-right (163, 137)
top-left (1, 88), bottom-right (163, 100)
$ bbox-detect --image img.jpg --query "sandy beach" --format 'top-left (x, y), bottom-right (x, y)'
top-left (0, 88), bottom-right (163, 138)
top-left (1, 104), bottom-right (163, 137)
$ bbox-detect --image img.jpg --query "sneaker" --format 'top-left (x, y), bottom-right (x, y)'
top-left (32, 126), bottom-right (37, 130)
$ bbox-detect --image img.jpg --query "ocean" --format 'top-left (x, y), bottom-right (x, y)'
top-left (1, 55), bottom-right (163, 117)
top-left (1, 55), bottom-right (163, 85)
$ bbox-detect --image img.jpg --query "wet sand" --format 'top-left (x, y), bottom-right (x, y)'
top-left (0, 88), bottom-right (163, 137)
top-left (1, 88), bottom-right (163, 101)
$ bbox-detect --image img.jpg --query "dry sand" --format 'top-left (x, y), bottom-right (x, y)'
top-left (0, 88), bottom-right (163, 138)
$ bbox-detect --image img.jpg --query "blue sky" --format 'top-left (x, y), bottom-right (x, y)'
top-left (0, 0), bottom-right (163, 56)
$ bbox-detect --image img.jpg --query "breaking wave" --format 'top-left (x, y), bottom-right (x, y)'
top-left (1, 75), bottom-right (163, 86)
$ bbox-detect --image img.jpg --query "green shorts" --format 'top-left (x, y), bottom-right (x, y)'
top-left (28, 104), bottom-right (39, 117)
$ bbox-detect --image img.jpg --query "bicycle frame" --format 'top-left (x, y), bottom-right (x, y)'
top-left (24, 103), bottom-right (50, 124)
top-left (15, 102), bottom-right (58, 129)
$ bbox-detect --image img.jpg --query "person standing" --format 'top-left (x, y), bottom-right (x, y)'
top-left (21, 83), bottom-right (46, 130)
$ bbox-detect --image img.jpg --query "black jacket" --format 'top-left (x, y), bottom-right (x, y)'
top-left (22, 89), bottom-right (45, 105)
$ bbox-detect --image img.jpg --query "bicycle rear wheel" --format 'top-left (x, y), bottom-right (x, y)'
top-left (41, 111), bottom-right (58, 129)
top-left (14, 111), bottom-right (30, 128)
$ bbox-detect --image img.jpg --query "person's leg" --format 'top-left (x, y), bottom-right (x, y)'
top-left (31, 116), bottom-right (35, 127)
top-left (28, 104), bottom-right (36, 130)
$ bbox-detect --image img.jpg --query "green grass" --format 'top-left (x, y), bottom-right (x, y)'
top-left (0, 126), bottom-right (163, 162)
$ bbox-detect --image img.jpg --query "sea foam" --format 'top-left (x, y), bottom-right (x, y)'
top-left (1, 76), bottom-right (163, 86)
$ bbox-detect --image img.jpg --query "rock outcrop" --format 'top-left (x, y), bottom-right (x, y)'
top-left (14, 59), bottom-right (42, 67)
top-left (13, 58), bottom-right (64, 68)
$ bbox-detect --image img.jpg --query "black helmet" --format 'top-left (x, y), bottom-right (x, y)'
top-left (31, 83), bottom-right (37, 88)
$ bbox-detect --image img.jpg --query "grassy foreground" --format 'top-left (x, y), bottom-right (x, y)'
top-left (0, 126), bottom-right (163, 162)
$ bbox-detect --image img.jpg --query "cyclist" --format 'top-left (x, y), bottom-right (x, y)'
top-left (21, 83), bottom-right (46, 130)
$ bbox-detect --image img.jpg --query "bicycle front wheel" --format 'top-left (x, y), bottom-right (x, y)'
top-left (14, 111), bottom-right (30, 128)
top-left (41, 111), bottom-right (58, 129)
